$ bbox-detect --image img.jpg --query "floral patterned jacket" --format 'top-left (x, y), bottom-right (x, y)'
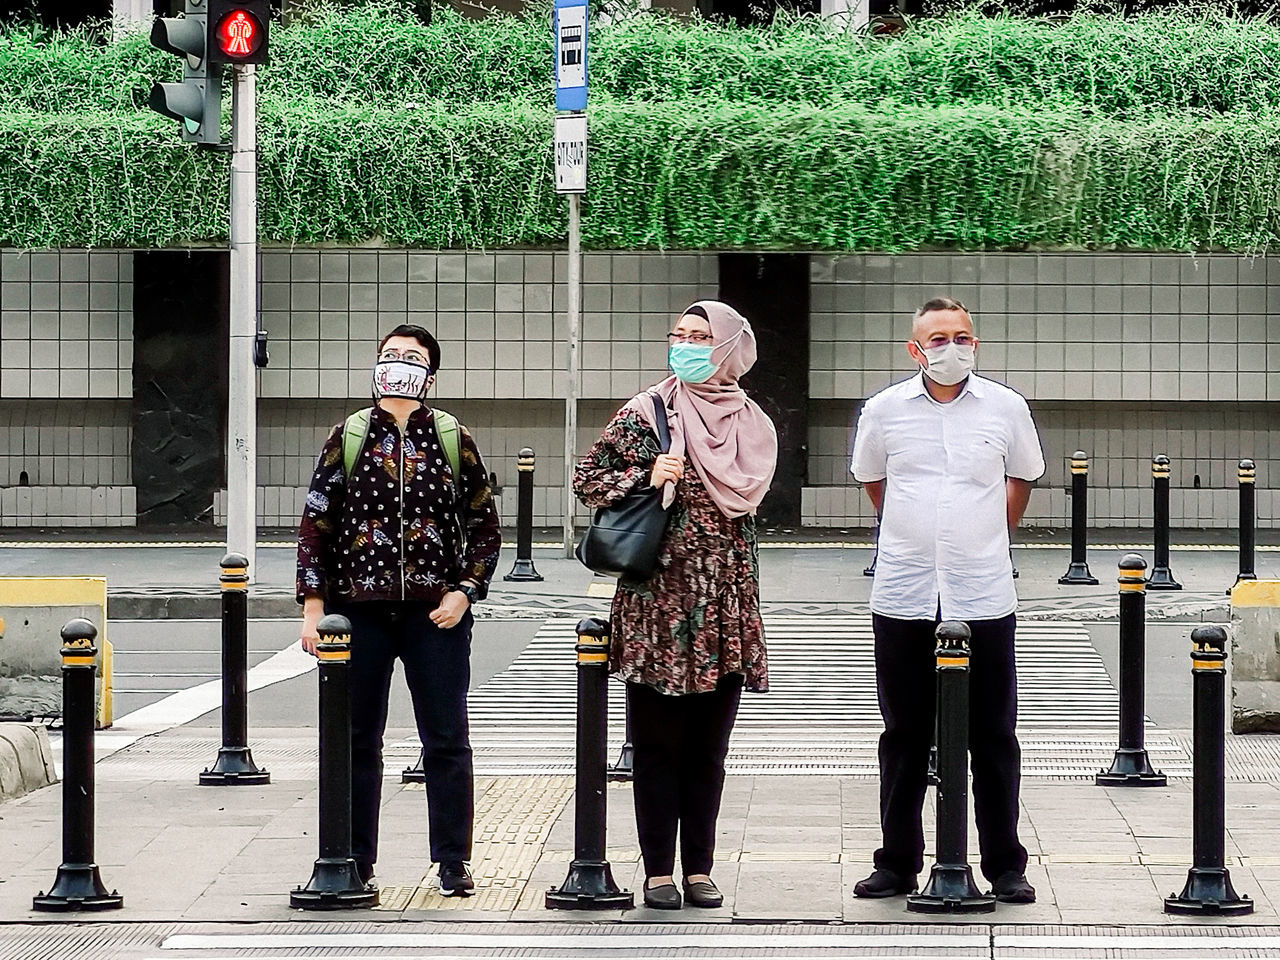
top-left (296, 404), bottom-right (502, 606)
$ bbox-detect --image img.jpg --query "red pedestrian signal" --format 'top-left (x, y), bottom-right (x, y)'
top-left (208, 0), bottom-right (269, 65)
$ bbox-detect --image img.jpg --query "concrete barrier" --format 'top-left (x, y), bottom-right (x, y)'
top-left (1230, 580), bottom-right (1280, 733)
top-left (0, 722), bottom-right (57, 801)
top-left (0, 579), bottom-right (113, 728)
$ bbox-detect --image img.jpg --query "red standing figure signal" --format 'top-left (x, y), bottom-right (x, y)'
top-left (208, 0), bottom-right (270, 65)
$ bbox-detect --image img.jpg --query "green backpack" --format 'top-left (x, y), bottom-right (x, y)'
top-left (341, 407), bottom-right (462, 497)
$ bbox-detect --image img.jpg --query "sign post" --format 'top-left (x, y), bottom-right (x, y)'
top-left (554, 0), bottom-right (588, 558)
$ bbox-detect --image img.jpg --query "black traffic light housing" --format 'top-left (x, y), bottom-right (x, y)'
top-left (148, 0), bottom-right (222, 145)
top-left (208, 0), bottom-right (270, 65)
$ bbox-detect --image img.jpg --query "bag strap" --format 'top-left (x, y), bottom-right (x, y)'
top-left (431, 407), bottom-right (463, 492)
top-left (649, 392), bottom-right (671, 453)
top-left (342, 407), bottom-right (374, 478)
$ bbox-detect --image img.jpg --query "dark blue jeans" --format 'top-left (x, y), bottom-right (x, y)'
top-left (330, 600), bottom-right (474, 869)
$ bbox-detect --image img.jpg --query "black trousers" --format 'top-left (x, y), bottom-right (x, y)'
top-left (871, 612), bottom-right (1027, 882)
top-left (627, 674), bottom-right (744, 878)
top-left (332, 601), bottom-right (474, 869)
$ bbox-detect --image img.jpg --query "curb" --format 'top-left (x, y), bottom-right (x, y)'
top-left (0, 723), bottom-right (57, 802)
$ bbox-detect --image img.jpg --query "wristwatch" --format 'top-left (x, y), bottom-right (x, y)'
top-left (456, 583), bottom-right (479, 605)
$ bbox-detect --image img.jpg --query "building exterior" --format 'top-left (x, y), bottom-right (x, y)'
top-left (1, 246), bottom-right (1275, 530)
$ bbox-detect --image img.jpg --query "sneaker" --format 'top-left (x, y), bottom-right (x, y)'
top-left (439, 861), bottom-right (475, 897)
top-left (991, 870), bottom-right (1036, 904)
top-left (853, 867), bottom-right (916, 898)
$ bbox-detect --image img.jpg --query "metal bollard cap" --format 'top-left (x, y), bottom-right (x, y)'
top-left (1070, 451), bottom-right (1089, 473)
top-left (316, 614), bottom-right (352, 661)
top-left (1239, 460), bottom-right (1257, 482)
top-left (1152, 455), bottom-right (1171, 478)
top-left (221, 552), bottom-right (249, 569)
top-left (576, 616), bottom-right (610, 639)
top-left (220, 552), bottom-right (250, 589)
top-left (934, 621), bottom-right (971, 666)
top-left (1118, 553), bottom-right (1147, 592)
top-left (60, 617), bottom-right (98, 661)
top-left (1187, 624), bottom-right (1228, 670)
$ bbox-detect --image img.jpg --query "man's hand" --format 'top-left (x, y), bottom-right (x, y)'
top-left (430, 590), bottom-right (470, 629)
top-left (300, 596), bottom-right (324, 657)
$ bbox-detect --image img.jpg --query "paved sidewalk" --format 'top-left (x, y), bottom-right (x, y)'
top-left (3, 725), bottom-right (1280, 925)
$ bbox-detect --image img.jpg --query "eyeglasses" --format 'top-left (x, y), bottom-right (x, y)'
top-left (667, 332), bottom-right (713, 344)
top-left (378, 348), bottom-right (429, 365)
top-left (918, 334), bottom-right (975, 349)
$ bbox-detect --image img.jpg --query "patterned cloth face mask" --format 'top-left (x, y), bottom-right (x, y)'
top-left (372, 358), bottom-right (431, 400)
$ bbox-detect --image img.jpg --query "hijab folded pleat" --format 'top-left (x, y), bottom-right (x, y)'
top-left (627, 300), bottom-right (778, 519)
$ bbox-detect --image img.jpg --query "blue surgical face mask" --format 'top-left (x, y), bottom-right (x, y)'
top-left (668, 343), bottom-right (717, 384)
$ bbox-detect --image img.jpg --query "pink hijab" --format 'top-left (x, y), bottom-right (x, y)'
top-left (627, 300), bottom-right (778, 519)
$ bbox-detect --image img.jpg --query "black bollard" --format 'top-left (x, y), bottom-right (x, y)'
top-left (908, 621), bottom-right (995, 913)
top-left (606, 699), bottom-right (634, 782)
top-left (1147, 456), bottom-right (1182, 590)
top-left (504, 447), bottom-right (543, 582)
top-left (291, 614), bottom-right (378, 909)
top-left (1233, 460), bottom-right (1257, 589)
top-left (1097, 555), bottom-right (1166, 787)
top-left (200, 554), bottom-right (269, 785)
top-left (1059, 451), bottom-right (1099, 584)
top-left (401, 747), bottom-right (426, 784)
top-left (33, 619), bottom-right (123, 912)
top-left (864, 512), bottom-right (879, 576)
top-left (546, 617), bottom-right (633, 909)
top-left (1165, 626), bottom-right (1253, 915)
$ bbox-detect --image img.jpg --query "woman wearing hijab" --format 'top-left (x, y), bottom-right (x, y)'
top-left (573, 301), bottom-right (778, 910)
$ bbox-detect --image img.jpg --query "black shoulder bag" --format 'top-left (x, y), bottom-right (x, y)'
top-left (575, 393), bottom-right (672, 581)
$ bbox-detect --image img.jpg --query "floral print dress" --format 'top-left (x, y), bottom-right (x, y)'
top-left (573, 407), bottom-right (768, 696)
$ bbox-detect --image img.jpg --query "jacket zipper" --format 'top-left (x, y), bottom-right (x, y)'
top-left (398, 424), bottom-right (407, 601)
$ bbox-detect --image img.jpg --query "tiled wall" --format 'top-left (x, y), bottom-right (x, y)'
top-left (0, 250), bottom-right (133, 399)
top-left (809, 254), bottom-right (1279, 402)
top-left (257, 250), bottom-right (715, 401)
top-left (804, 400), bottom-right (1278, 528)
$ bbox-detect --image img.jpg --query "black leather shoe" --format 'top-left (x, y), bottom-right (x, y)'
top-left (682, 878), bottom-right (723, 908)
top-left (356, 860), bottom-right (375, 885)
top-left (853, 868), bottom-right (916, 898)
top-left (992, 871), bottom-right (1036, 904)
top-left (439, 861), bottom-right (474, 897)
top-left (643, 880), bottom-right (682, 910)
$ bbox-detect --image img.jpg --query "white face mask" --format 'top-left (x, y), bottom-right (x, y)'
top-left (372, 359), bottom-right (431, 400)
top-left (915, 340), bottom-right (975, 387)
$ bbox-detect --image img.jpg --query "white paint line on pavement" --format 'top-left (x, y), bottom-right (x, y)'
top-left (998, 935), bottom-right (1280, 949)
top-left (79, 641), bottom-right (315, 760)
top-left (161, 934), bottom-right (990, 951)
top-left (152, 956), bottom-right (985, 960)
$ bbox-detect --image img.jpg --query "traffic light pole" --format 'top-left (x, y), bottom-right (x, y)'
top-left (227, 63), bottom-right (258, 579)
top-left (563, 191), bottom-right (581, 559)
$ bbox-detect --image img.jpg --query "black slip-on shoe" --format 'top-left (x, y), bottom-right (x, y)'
top-left (682, 878), bottom-right (723, 908)
top-left (643, 880), bottom-right (682, 909)
top-left (853, 868), bottom-right (916, 898)
top-left (991, 871), bottom-right (1036, 904)
top-left (439, 861), bottom-right (475, 897)
top-left (356, 860), bottom-right (375, 885)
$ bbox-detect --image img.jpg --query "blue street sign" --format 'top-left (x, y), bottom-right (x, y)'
top-left (554, 0), bottom-right (587, 112)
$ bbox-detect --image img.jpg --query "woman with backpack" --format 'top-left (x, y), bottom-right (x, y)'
top-left (573, 301), bottom-right (778, 910)
top-left (296, 323), bottom-right (502, 896)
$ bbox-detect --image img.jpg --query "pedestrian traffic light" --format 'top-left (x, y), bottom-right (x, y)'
top-left (148, 0), bottom-right (221, 145)
top-left (208, 0), bottom-right (269, 65)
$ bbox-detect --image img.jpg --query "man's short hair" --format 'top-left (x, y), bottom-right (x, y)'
top-left (914, 296), bottom-right (969, 320)
top-left (378, 323), bottom-right (441, 372)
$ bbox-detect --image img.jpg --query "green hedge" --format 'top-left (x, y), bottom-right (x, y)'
top-left (5, 101), bottom-right (1280, 251)
top-left (9, 6), bottom-right (1280, 114)
top-left (4, 5), bottom-right (1280, 251)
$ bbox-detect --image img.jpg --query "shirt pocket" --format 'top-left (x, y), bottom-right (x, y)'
top-left (962, 431), bottom-right (1008, 485)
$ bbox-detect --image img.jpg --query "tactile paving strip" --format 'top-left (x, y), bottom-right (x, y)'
top-left (376, 775), bottom-right (573, 914)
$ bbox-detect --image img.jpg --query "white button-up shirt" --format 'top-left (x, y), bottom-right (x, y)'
top-left (851, 372), bottom-right (1045, 621)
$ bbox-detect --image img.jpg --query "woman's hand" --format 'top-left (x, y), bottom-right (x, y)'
top-left (650, 453), bottom-right (684, 489)
top-left (300, 597), bottom-right (324, 656)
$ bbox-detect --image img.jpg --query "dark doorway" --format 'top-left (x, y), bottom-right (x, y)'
top-left (719, 253), bottom-right (810, 529)
top-left (132, 251), bottom-right (229, 527)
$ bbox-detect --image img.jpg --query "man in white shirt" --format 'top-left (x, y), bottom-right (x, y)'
top-left (850, 297), bottom-right (1045, 904)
